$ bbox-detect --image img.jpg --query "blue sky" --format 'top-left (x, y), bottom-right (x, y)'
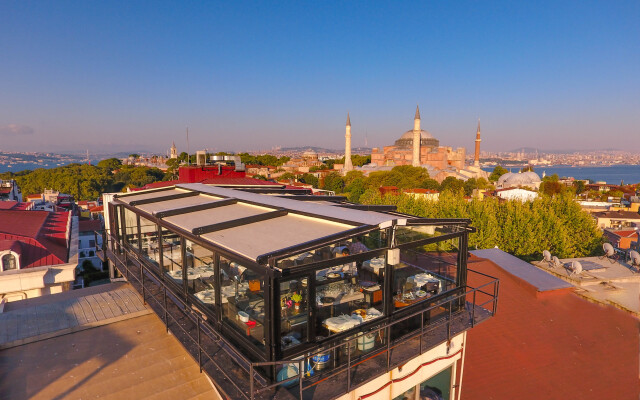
top-left (1, 1), bottom-right (638, 154)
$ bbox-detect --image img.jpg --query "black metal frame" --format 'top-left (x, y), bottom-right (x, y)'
top-left (107, 186), bottom-right (490, 398)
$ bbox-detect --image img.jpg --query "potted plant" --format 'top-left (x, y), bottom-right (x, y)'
top-left (291, 293), bottom-right (302, 311)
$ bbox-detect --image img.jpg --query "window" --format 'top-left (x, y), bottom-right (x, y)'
top-left (139, 216), bottom-right (160, 271)
top-left (89, 240), bottom-right (96, 248)
top-left (220, 257), bottom-right (265, 349)
top-left (187, 241), bottom-right (216, 312)
top-left (160, 228), bottom-right (183, 286)
top-left (2, 254), bottom-right (17, 271)
top-left (280, 277), bottom-right (309, 350)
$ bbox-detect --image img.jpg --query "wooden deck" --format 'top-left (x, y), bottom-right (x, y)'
top-left (0, 282), bottom-right (150, 349)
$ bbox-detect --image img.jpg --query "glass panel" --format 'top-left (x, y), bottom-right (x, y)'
top-left (122, 208), bottom-right (140, 251)
top-left (187, 241), bottom-right (216, 312)
top-left (160, 228), bottom-right (184, 286)
top-left (314, 254), bottom-right (385, 339)
top-left (280, 278), bottom-right (309, 350)
top-left (221, 256), bottom-right (266, 349)
top-left (139, 216), bottom-right (160, 270)
top-left (2, 254), bottom-right (17, 271)
top-left (276, 230), bottom-right (388, 268)
top-left (394, 238), bottom-right (459, 311)
top-left (419, 367), bottom-right (452, 400)
top-left (395, 225), bottom-right (463, 245)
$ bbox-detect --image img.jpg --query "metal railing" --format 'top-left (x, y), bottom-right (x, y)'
top-left (103, 232), bottom-right (498, 400)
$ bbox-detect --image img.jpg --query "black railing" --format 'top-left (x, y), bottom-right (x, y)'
top-left (103, 233), bottom-right (498, 400)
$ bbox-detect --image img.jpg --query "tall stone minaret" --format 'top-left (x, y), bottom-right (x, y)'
top-left (344, 113), bottom-right (353, 172)
top-left (412, 105), bottom-right (421, 167)
top-left (170, 141), bottom-right (177, 159)
top-left (474, 119), bottom-right (481, 167)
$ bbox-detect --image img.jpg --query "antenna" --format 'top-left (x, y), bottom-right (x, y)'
top-left (568, 261), bottom-right (583, 276)
top-left (542, 250), bottom-right (552, 265)
top-left (629, 250), bottom-right (640, 271)
top-left (600, 243), bottom-right (619, 264)
top-left (186, 127), bottom-right (190, 166)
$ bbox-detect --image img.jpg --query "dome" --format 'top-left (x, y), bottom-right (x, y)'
top-left (302, 149), bottom-right (318, 160)
top-left (498, 171), bottom-right (542, 187)
top-left (394, 130), bottom-right (440, 149)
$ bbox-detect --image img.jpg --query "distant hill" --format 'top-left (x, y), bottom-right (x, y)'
top-left (278, 146), bottom-right (372, 154)
top-left (508, 147), bottom-right (623, 154)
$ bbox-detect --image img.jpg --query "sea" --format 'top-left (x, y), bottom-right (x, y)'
top-left (0, 160), bottom-right (101, 174)
top-left (482, 164), bottom-right (640, 185)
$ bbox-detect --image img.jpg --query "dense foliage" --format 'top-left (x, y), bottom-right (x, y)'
top-left (359, 189), bottom-right (603, 260)
top-left (0, 161), bottom-right (165, 200)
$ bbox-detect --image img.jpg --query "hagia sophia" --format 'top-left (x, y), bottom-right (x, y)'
top-left (344, 106), bottom-right (488, 183)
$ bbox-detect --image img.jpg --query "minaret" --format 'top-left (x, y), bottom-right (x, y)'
top-left (170, 141), bottom-right (177, 159)
top-left (412, 105), bottom-right (421, 167)
top-left (344, 113), bottom-right (353, 172)
top-left (474, 119), bottom-right (481, 167)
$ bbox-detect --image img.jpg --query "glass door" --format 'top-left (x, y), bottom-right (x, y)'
top-left (279, 275), bottom-right (311, 352)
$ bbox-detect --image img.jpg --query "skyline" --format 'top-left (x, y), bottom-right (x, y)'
top-left (1, 1), bottom-right (639, 153)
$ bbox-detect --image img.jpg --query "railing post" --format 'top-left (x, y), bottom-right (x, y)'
top-left (197, 314), bottom-right (202, 373)
top-left (249, 364), bottom-right (254, 400)
top-left (298, 360), bottom-right (303, 400)
top-left (447, 300), bottom-right (452, 342)
top-left (163, 286), bottom-right (168, 332)
top-left (141, 262), bottom-right (146, 305)
top-left (347, 338), bottom-right (352, 392)
top-left (420, 311), bottom-right (424, 354)
top-left (472, 289), bottom-right (476, 327)
top-left (386, 326), bottom-right (391, 370)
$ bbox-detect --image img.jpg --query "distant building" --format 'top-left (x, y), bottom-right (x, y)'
top-left (592, 210), bottom-right (640, 229)
top-left (603, 228), bottom-right (639, 250)
top-left (78, 219), bottom-right (103, 272)
top-left (495, 187), bottom-right (539, 202)
top-left (496, 171), bottom-right (542, 190)
top-left (281, 149), bottom-right (324, 173)
top-left (0, 208), bottom-right (78, 302)
top-left (403, 188), bottom-right (440, 201)
top-left (0, 180), bottom-right (22, 203)
top-left (371, 106), bottom-right (466, 171)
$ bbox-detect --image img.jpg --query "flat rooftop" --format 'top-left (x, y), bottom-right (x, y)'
top-left (471, 248), bottom-right (572, 293)
top-left (532, 255), bottom-right (640, 316)
top-left (0, 283), bottom-right (220, 400)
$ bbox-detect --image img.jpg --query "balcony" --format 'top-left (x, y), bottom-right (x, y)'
top-left (105, 237), bottom-right (497, 400)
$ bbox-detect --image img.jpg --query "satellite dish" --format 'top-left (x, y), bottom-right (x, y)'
top-left (552, 256), bottom-right (561, 268)
top-left (630, 250), bottom-right (640, 267)
top-left (542, 250), bottom-right (552, 262)
top-left (603, 243), bottom-right (615, 257)
top-left (570, 261), bottom-right (583, 275)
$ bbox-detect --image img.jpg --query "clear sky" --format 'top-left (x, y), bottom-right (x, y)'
top-left (1, 1), bottom-right (638, 154)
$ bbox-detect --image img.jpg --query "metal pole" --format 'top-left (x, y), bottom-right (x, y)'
top-left (447, 300), bottom-right (453, 342)
top-left (420, 311), bottom-right (424, 354)
top-left (347, 338), bottom-right (352, 392)
top-left (164, 286), bottom-right (168, 332)
top-left (197, 314), bottom-right (202, 373)
top-left (472, 290), bottom-right (476, 327)
top-left (141, 262), bottom-right (146, 305)
top-left (249, 364), bottom-right (254, 400)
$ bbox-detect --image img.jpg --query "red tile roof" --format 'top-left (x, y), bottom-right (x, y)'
top-left (79, 219), bottom-right (102, 233)
top-left (462, 255), bottom-right (639, 400)
top-left (0, 210), bottom-right (70, 268)
top-left (0, 201), bottom-right (19, 210)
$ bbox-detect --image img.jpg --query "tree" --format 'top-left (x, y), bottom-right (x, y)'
top-left (520, 165), bottom-right (535, 172)
top-left (489, 165), bottom-right (508, 182)
top-left (345, 178), bottom-right (366, 203)
top-left (97, 158), bottom-right (122, 170)
top-left (440, 177), bottom-right (465, 193)
top-left (572, 180), bottom-right (586, 195)
top-left (299, 173), bottom-right (319, 188)
top-left (420, 179), bottom-right (441, 191)
top-left (280, 172), bottom-right (296, 180)
top-left (322, 172), bottom-right (345, 193)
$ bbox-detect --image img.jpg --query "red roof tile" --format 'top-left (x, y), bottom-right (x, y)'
top-left (0, 201), bottom-right (19, 210)
top-left (462, 255), bottom-right (639, 400)
top-left (79, 219), bottom-right (102, 233)
top-left (0, 210), bottom-right (70, 268)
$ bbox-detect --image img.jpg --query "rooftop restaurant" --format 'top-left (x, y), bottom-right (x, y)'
top-left (102, 183), bottom-right (498, 399)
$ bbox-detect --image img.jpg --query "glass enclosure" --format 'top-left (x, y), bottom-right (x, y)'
top-left (111, 200), bottom-right (471, 376)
